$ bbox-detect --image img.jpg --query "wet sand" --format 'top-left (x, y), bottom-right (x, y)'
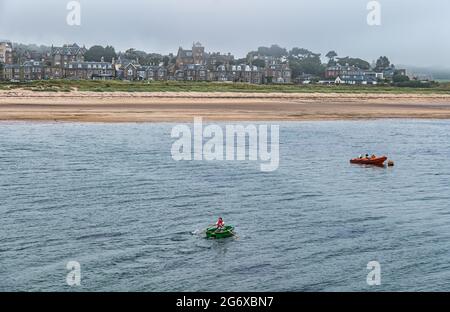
top-left (1, 90), bottom-right (450, 122)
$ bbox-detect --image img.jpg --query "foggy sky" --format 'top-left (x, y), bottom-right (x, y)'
top-left (0, 0), bottom-right (449, 67)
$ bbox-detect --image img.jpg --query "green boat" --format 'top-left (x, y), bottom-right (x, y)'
top-left (205, 225), bottom-right (235, 239)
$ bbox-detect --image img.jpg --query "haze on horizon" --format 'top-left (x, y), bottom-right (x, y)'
top-left (0, 0), bottom-right (449, 68)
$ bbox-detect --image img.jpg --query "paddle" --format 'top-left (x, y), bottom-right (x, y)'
top-left (230, 230), bottom-right (239, 240)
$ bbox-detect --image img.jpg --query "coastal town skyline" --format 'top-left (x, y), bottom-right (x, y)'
top-left (2, 40), bottom-right (419, 85)
top-left (1, 0), bottom-right (449, 68)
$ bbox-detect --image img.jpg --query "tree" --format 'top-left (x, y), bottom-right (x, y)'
top-left (289, 47), bottom-right (320, 60)
top-left (289, 58), bottom-right (325, 78)
top-left (85, 45), bottom-right (117, 62)
top-left (103, 46), bottom-right (117, 62)
top-left (393, 73), bottom-right (410, 83)
top-left (145, 53), bottom-right (164, 66)
top-left (252, 59), bottom-right (266, 68)
top-left (257, 44), bottom-right (287, 57)
top-left (84, 45), bottom-right (106, 61)
top-left (11, 43), bottom-right (51, 64)
top-left (375, 56), bottom-right (390, 71)
top-left (163, 56), bottom-right (170, 67)
top-left (232, 58), bottom-right (248, 65)
top-left (123, 48), bottom-right (146, 63)
top-left (246, 44), bottom-right (288, 61)
top-left (325, 51), bottom-right (338, 65)
top-left (336, 57), bottom-right (371, 70)
top-left (121, 49), bottom-right (164, 66)
top-left (287, 47), bottom-right (324, 78)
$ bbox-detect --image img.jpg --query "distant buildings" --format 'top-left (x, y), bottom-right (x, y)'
top-left (208, 64), bottom-right (263, 84)
top-left (265, 64), bottom-right (292, 84)
top-left (3, 40), bottom-right (416, 86)
top-left (3, 64), bottom-right (21, 81)
top-left (51, 43), bottom-right (87, 67)
top-left (121, 62), bottom-right (168, 81)
top-left (176, 42), bottom-right (234, 69)
top-left (251, 53), bottom-right (288, 67)
top-left (323, 63), bottom-right (408, 85)
top-left (207, 52), bottom-right (234, 68)
top-left (64, 59), bottom-right (115, 80)
top-left (1, 40), bottom-right (293, 84)
top-left (4, 60), bottom-right (56, 81)
top-left (172, 42), bottom-right (289, 84)
top-left (23, 60), bottom-right (45, 81)
top-left (2, 38), bottom-right (413, 87)
top-left (175, 64), bottom-right (208, 81)
top-left (0, 41), bottom-right (13, 64)
top-left (176, 42), bottom-right (206, 67)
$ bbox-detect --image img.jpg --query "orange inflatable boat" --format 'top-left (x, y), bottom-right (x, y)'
top-left (350, 156), bottom-right (387, 166)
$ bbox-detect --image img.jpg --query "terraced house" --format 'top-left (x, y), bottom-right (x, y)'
top-left (265, 64), bottom-right (292, 84)
top-left (175, 64), bottom-right (208, 81)
top-left (120, 61), bottom-right (168, 81)
top-left (325, 64), bottom-right (378, 85)
top-left (142, 66), bottom-right (168, 81)
top-left (4, 61), bottom-right (55, 81)
top-left (64, 59), bottom-right (115, 80)
top-left (206, 52), bottom-right (234, 68)
top-left (23, 60), bottom-right (45, 80)
top-left (233, 64), bottom-right (263, 84)
top-left (3, 64), bottom-right (21, 81)
top-left (210, 64), bottom-right (263, 84)
top-left (1, 41), bottom-right (292, 84)
top-left (51, 43), bottom-right (87, 67)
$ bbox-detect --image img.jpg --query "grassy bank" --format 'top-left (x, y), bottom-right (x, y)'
top-left (1, 80), bottom-right (450, 94)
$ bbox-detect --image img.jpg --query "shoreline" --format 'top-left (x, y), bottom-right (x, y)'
top-left (2, 90), bottom-right (450, 122)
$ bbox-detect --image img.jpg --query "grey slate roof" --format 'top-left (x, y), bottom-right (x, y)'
top-left (51, 43), bottom-right (86, 56)
top-left (64, 61), bottom-right (113, 69)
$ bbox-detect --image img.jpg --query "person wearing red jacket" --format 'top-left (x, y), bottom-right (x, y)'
top-left (216, 217), bottom-right (224, 229)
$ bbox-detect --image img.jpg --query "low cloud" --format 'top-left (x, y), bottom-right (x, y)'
top-left (0, 0), bottom-right (448, 67)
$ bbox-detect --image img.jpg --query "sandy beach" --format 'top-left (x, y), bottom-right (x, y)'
top-left (1, 90), bottom-right (450, 122)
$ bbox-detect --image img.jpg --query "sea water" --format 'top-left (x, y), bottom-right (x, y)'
top-left (1, 120), bottom-right (450, 291)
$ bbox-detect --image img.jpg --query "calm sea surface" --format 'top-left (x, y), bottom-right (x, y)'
top-left (1, 120), bottom-right (450, 291)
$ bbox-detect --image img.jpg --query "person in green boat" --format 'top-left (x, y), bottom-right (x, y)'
top-left (216, 217), bottom-right (225, 231)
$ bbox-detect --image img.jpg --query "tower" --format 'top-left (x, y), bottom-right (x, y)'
top-left (192, 42), bottom-right (205, 65)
